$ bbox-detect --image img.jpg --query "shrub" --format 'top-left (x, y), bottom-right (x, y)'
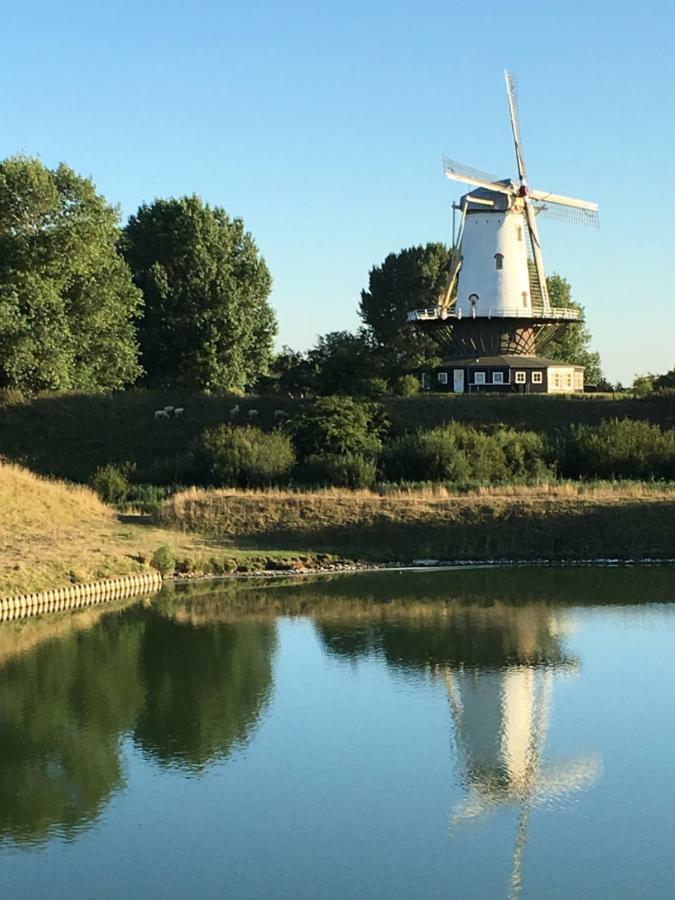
top-left (289, 396), bottom-right (388, 460)
top-left (300, 454), bottom-right (377, 488)
top-left (380, 422), bottom-right (550, 484)
top-left (151, 544), bottom-right (176, 576)
top-left (492, 429), bottom-right (551, 480)
top-left (559, 418), bottom-right (675, 480)
top-left (191, 424), bottom-right (295, 487)
top-left (391, 375), bottom-right (420, 397)
top-left (90, 464), bottom-right (131, 505)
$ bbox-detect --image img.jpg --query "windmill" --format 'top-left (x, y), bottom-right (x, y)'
top-left (409, 71), bottom-right (599, 385)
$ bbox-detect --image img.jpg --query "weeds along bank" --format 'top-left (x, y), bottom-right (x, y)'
top-left (0, 389), bottom-right (673, 485)
top-left (155, 483), bottom-right (675, 563)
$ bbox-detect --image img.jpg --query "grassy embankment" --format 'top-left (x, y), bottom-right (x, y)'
top-left (3, 460), bottom-right (674, 598)
top-left (0, 463), bottom-right (329, 597)
top-left (0, 388), bottom-right (672, 483)
top-left (157, 482), bottom-right (675, 563)
top-left (2, 389), bottom-right (674, 597)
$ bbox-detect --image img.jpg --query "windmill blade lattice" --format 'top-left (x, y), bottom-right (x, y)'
top-left (530, 198), bottom-right (599, 227)
top-left (443, 157), bottom-right (512, 194)
top-left (505, 70), bottom-right (527, 184)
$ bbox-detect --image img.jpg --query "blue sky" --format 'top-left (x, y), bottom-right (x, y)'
top-left (3, 0), bottom-right (674, 383)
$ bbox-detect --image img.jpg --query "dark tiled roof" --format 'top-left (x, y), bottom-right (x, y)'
top-left (437, 355), bottom-right (584, 369)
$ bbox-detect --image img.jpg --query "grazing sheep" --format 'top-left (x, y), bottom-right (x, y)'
top-left (163, 406), bottom-right (175, 414)
top-left (173, 407), bottom-right (184, 417)
top-left (229, 404), bottom-right (240, 420)
top-left (274, 409), bottom-right (290, 420)
top-left (154, 409), bottom-right (170, 420)
top-left (248, 409), bottom-right (259, 421)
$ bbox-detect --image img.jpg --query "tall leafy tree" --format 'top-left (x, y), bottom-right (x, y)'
top-left (0, 156), bottom-right (143, 393)
top-left (546, 274), bottom-right (603, 384)
top-left (359, 243), bottom-right (451, 374)
top-left (122, 196), bottom-right (275, 391)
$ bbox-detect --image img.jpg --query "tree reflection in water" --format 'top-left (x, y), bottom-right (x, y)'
top-left (0, 598), bottom-right (276, 845)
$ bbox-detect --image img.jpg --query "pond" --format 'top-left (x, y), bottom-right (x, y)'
top-left (0, 566), bottom-right (674, 898)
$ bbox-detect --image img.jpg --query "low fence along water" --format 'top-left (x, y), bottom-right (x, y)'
top-left (0, 571), bottom-right (163, 622)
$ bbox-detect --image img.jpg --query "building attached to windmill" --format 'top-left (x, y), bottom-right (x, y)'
top-left (409, 71), bottom-right (598, 393)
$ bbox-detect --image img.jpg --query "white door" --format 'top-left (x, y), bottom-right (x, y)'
top-left (453, 369), bottom-right (465, 393)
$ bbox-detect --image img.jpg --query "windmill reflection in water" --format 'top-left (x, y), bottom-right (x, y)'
top-left (438, 605), bottom-right (600, 898)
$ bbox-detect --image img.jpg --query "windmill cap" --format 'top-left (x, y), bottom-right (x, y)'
top-left (461, 183), bottom-right (517, 212)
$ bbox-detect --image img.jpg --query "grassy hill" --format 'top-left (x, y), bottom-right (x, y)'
top-left (0, 389), bottom-right (672, 485)
top-left (0, 461), bottom-right (336, 597)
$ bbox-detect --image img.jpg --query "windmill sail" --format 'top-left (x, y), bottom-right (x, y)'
top-left (505, 70), bottom-right (527, 184)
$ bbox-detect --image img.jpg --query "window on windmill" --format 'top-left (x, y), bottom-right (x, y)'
top-left (532, 372), bottom-right (543, 384)
top-left (521, 291), bottom-right (528, 307)
top-left (437, 371), bottom-right (448, 384)
top-left (517, 226), bottom-right (523, 241)
top-left (515, 371), bottom-right (526, 384)
top-left (495, 253), bottom-right (504, 270)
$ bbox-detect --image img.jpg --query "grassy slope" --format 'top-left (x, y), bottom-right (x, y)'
top-left (0, 389), bottom-right (672, 483)
top-left (0, 463), bottom-right (307, 597)
top-left (157, 483), bottom-right (675, 563)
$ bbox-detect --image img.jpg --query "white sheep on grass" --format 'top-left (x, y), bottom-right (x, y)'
top-left (154, 409), bottom-right (170, 420)
top-left (274, 409), bottom-right (290, 421)
top-left (229, 404), bottom-right (240, 420)
top-left (173, 407), bottom-right (184, 417)
top-left (248, 409), bottom-right (259, 422)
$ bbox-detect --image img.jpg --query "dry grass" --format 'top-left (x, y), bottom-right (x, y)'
top-left (158, 482), bottom-right (675, 533)
top-left (156, 482), bottom-right (675, 562)
top-left (0, 462), bottom-right (288, 596)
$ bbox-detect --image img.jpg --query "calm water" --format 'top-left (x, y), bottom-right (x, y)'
top-left (1, 566), bottom-right (675, 899)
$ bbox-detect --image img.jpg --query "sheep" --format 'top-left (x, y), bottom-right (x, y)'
top-left (163, 406), bottom-right (175, 414)
top-left (173, 407), bottom-right (184, 417)
top-left (274, 409), bottom-right (290, 421)
top-left (154, 409), bottom-right (170, 420)
top-left (229, 404), bottom-right (240, 420)
top-left (248, 409), bottom-right (259, 422)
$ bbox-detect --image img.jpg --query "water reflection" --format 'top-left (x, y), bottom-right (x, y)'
top-left (0, 600), bottom-right (276, 845)
top-left (1, 564), bottom-right (671, 885)
top-left (310, 584), bottom-right (603, 899)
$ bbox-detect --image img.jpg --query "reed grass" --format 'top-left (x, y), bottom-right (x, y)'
top-left (156, 482), bottom-right (675, 563)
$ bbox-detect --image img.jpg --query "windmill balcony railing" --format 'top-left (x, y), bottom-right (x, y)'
top-left (407, 305), bottom-right (582, 322)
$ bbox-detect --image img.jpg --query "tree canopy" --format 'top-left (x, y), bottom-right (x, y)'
top-left (359, 243), bottom-right (449, 374)
top-left (122, 196), bottom-right (275, 391)
top-left (0, 156), bottom-right (142, 393)
top-left (546, 274), bottom-right (603, 384)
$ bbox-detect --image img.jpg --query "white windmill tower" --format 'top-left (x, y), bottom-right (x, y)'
top-left (409, 71), bottom-right (599, 390)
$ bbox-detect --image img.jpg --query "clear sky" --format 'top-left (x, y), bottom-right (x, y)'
top-left (3, 0), bottom-right (674, 383)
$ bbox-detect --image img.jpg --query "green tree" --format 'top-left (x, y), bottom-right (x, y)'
top-left (256, 345), bottom-right (318, 397)
top-left (0, 156), bottom-right (142, 393)
top-left (654, 368), bottom-right (675, 391)
top-left (290, 396), bottom-right (388, 460)
top-left (545, 274), bottom-right (603, 384)
top-left (632, 373), bottom-right (655, 397)
top-left (359, 243), bottom-right (450, 375)
top-left (122, 196), bottom-right (275, 391)
top-left (308, 329), bottom-right (386, 396)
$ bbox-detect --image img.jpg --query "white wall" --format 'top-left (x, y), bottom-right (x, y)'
top-left (456, 210), bottom-right (532, 317)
